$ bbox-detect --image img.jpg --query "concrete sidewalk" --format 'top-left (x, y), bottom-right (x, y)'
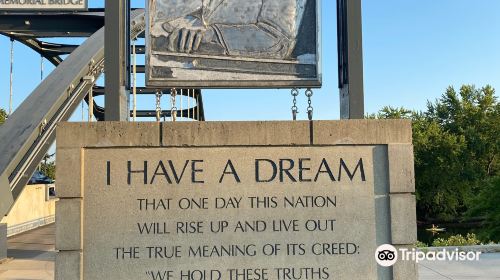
top-left (0, 224), bottom-right (55, 280)
top-left (0, 224), bottom-right (499, 279)
top-left (418, 252), bottom-right (500, 280)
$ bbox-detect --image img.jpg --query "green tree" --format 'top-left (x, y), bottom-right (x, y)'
top-left (417, 85), bottom-right (498, 220)
top-left (366, 106), bottom-right (413, 119)
top-left (0, 108), bottom-right (6, 125)
top-left (412, 114), bottom-right (468, 220)
top-left (40, 161), bottom-right (56, 180)
top-left (427, 85), bottom-right (499, 180)
top-left (467, 176), bottom-right (500, 241)
top-left (371, 85), bottom-right (499, 223)
top-left (40, 153), bottom-right (56, 180)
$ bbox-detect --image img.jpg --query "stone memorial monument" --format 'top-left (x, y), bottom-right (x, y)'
top-left (55, 1), bottom-right (417, 279)
top-left (55, 120), bottom-right (417, 280)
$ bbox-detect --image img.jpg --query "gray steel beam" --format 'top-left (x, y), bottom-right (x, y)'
top-left (0, 29), bottom-right (104, 217)
top-left (0, 10), bottom-right (146, 217)
top-left (337, 0), bottom-right (364, 119)
top-left (105, 0), bottom-right (130, 121)
top-left (90, 88), bottom-right (204, 122)
top-left (134, 107), bottom-right (204, 121)
top-left (135, 65), bottom-right (145, 73)
top-left (134, 45), bottom-right (145, 55)
top-left (11, 41), bottom-right (144, 56)
top-left (7, 36), bottom-right (63, 65)
top-left (0, 11), bottom-right (105, 38)
top-left (43, 43), bottom-right (144, 56)
top-left (39, 41), bottom-right (80, 56)
top-left (93, 87), bottom-right (201, 97)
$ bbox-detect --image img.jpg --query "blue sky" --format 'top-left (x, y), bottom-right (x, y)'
top-left (1, 0), bottom-right (499, 121)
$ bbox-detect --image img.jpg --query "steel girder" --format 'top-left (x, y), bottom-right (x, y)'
top-left (0, 9), bottom-right (202, 121)
top-left (0, 9), bottom-right (105, 38)
top-left (0, 10), bottom-right (206, 218)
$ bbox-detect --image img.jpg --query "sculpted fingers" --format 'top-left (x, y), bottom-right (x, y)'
top-left (179, 28), bottom-right (188, 52)
top-left (167, 28), bottom-right (204, 53)
top-left (185, 30), bottom-right (196, 53)
top-left (167, 28), bottom-right (179, 52)
top-left (193, 31), bottom-right (203, 52)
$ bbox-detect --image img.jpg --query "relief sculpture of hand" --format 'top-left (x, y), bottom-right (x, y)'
top-left (162, 15), bottom-right (219, 54)
top-left (167, 27), bottom-right (204, 53)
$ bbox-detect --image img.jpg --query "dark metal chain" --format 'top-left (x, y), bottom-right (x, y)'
top-left (171, 88), bottom-right (177, 122)
top-left (155, 91), bottom-right (162, 122)
top-left (291, 88), bottom-right (299, 121)
top-left (305, 88), bottom-right (314, 121)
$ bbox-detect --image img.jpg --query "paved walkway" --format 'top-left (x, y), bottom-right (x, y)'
top-left (418, 252), bottom-right (500, 279)
top-left (0, 224), bottom-right (499, 279)
top-left (0, 224), bottom-right (55, 280)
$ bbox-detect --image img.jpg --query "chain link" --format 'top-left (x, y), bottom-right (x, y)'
top-left (305, 88), bottom-right (314, 121)
top-left (291, 88), bottom-right (299, 121)
top-left (155, 91), bottom-right (162, 122)
top-left (171, 88), bottom-right (177, 122)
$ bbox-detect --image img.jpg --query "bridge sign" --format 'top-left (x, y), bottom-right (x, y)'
top-left (0, 0), bottom-right (87, 11)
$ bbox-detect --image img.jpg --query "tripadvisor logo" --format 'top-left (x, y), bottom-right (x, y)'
top-left (375, 244), bottom-right (482, 266)
top-left (375, 244), bottom-right (398, 267)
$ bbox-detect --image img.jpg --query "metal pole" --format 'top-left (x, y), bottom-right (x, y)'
top-left (132, 40), bottom-right (137, 121)
top-left (196, 93), bottom-right (200, 121)
top-left (89, 87), bottom-right (94, 122)
top-left (40, 56), bottom-right (43, 81)
top-left (105, 0), bottom-right (130, 121)
top-left (9, 38), bottom-right (14, 116)
top-left (188, 89), bottom-right (191, 120)
top-left (337, 0), bottom-right (364, 119)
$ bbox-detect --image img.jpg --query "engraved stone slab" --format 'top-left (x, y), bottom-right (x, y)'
top-left (82, 146), bottom-right (377, 279)
top-left (146, 0), bottom-right (321, 88)
top-left (56, 121), bottom-right (418, 280)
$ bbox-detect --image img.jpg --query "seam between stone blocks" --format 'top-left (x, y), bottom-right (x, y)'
top-left (384, 146), bottom-right (394, 247)
top-left (309, 121), bottom-right (314, 145)
top-left (389, 192), bottom-right (416, 195)
top-left (57, 249), bottom-right (83, 252)
top-left (159, 122), bottom-right (163, 147)
top-left (80, 148), bottom-right (84, 198)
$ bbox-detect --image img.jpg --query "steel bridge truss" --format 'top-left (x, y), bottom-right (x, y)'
top-left (0, 9), bottom-right (205, 217)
